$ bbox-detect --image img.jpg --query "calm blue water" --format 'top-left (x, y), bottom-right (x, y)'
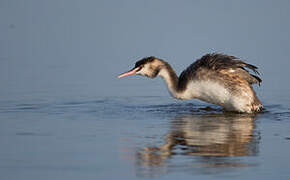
top-left (0, 92), bottom-right (290, 180)
top-left (1, 1), bottom-right (290, 179)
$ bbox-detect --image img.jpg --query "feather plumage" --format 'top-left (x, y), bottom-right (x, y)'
top-left (178, 53), bottom-right (262, 89)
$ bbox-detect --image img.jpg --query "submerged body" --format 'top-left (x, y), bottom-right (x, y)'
top-left (118, 53), bottom-right (263, 113)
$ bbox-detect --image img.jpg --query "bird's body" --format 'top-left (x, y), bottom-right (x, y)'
top-left (118, 53), bottom-right (263, 113)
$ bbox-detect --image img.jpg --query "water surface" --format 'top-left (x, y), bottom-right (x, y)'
top-left (1, 1), bottom-right (290, 179)
top-left (0, 95), bottom-right (290, 180)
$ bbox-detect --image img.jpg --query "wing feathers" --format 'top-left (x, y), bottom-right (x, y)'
top-left (179, 53), bottom-right (262, 86)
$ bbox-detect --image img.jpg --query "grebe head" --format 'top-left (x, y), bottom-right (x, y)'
top-left (118, 56), bottom-right (164, 78)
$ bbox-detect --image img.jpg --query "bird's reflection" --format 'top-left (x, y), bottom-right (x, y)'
top-left (135, 112), bottom-right (260, 177)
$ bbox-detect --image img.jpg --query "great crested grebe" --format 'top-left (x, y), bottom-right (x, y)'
top-left (118, 53), bottom-right (263, 113)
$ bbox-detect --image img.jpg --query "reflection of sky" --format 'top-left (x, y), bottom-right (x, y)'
top-left (1, 0), bottom-right (290, 100)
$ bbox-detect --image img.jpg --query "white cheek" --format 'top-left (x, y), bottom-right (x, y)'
top-left (136, 69), bottom-right (145, 76)
top-left (136, 65), bottom-right (150, 76)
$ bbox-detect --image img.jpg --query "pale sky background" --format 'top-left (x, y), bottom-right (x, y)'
top-left (1, 0), bottom-right (290, 101)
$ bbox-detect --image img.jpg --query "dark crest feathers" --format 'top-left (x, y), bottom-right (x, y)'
top-left (135, 56), bottom-right (155, 68)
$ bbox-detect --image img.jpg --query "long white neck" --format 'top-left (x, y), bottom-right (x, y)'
top-left (158, 64), bottom-right (181, 99)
